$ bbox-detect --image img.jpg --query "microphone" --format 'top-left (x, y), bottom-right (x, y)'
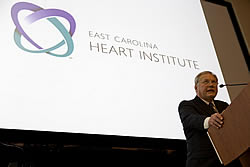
top-left (219, 83), bottom-right (248, 88)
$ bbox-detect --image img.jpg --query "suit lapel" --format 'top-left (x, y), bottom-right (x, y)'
top-left (213, 101), bottom-right (223, 113)
top-left (193, 96), bottom-right (214, 116)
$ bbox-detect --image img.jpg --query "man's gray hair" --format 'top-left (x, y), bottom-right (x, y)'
top-left (194, 71), bottom-right (218, 86)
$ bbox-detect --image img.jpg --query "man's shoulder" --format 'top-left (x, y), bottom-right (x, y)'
top-left (179, 97), bottom-right (197, 107)
top-left (179, 96), bottom-right (199, 103)
top-left (214, 99), bottom-right (227, 103)
top-left (179, 99), bottom-right (193, 105)
top-left (214, 99), bottom-right (229, 107)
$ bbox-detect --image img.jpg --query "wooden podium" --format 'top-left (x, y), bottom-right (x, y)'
top-left (208, 83), bottom-right (250, 167)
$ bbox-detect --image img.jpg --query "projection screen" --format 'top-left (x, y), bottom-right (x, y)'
top-left (0, 0), bottom-right (231, 140)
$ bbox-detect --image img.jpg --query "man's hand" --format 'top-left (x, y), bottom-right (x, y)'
top-left (208, 113), bottom-right (224, 129)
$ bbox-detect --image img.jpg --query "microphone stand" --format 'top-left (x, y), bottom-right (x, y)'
top-left (219, 83), bottom-right (248, 88)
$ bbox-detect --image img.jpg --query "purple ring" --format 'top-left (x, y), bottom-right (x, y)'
top-left (11, 2), bottom-right (76, 50)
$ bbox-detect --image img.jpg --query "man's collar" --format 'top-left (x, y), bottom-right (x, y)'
top-left (197, 96), bottom-right (215, 106)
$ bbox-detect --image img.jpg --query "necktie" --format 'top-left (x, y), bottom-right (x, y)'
top-left (209, 102), bottom-right (218, 114)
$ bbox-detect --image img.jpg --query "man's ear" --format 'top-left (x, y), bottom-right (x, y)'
top-left (194, 85), bottom-right (197, 93)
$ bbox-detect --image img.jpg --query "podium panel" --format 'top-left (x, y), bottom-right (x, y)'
top-left (208, 84), bottom-right (250, 166)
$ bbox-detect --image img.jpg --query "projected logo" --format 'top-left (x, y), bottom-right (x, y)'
top-left (11, 2), bottom-right (76, 57)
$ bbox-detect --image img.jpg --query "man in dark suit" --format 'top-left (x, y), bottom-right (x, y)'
top-left (178, 71), bottom-right (241, 167)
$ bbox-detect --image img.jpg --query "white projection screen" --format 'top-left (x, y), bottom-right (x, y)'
top-left (0, 0), bottom-right (231, 140)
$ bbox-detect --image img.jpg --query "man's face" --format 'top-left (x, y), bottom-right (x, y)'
top-left (195, 73), bottom-right (218, 102)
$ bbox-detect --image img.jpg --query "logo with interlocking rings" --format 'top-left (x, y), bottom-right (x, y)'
top-left (11, 2), bottom-right (76, 57)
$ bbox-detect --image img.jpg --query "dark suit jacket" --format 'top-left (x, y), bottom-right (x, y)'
top-left (178, 96), bottom-right (241, 167)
